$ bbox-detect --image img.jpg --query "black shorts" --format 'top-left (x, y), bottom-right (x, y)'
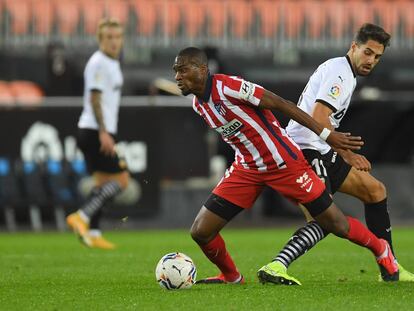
top-left (77, 128), bottom-right (127, 174)
top-left (302, 149), bottom-right (351, 194)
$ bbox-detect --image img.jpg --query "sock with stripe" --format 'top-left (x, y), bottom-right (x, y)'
top-left (364, 198), bottom-right (394, 254)
top-left (199, 234), bottom-right (241, 281)
top-left (274, 221), bottom-right (328, 268)
top-left (86, 187), bottom-right (102, 229)
top-left (79, 181), bottom-right (122, 219)
top-left (89, 209), bottom-right (102, 230)
top-left (346, 216), bottom-right (384, 256)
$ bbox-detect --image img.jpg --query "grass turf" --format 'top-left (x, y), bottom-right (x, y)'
top-left (1, 228), bottom-right (413, 310)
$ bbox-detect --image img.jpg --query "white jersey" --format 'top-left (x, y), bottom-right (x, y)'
top-left (78, 50), bottom-right (123, 134)
top-left (286, 56), bottom-right (357, 155)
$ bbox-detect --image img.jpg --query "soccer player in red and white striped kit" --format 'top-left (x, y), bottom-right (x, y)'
top-left (173, 47), bottom-right (398, 284)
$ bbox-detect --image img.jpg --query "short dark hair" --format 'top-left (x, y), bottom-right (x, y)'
top-left (355, 23), bottom-right (391, 48)
top-left (177, 47), bottom-right (208, 66)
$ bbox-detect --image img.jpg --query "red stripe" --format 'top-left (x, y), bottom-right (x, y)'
top-left (193, 73), bottom-right (301, 172)
top-left (227, 135), bottom-right (259, 170)
top-left (236, 104), bottom-right (278, 170)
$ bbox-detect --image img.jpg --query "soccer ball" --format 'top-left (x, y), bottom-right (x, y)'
top-left (155, 252), bottom-right (197, 290)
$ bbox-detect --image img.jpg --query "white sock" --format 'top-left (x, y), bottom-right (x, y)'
top-left (88, 229), bottom-right (102, 237)
top-left (78, 210), bottom-right (90, 224)
top-left (230, 274), bottom-right (243, 283)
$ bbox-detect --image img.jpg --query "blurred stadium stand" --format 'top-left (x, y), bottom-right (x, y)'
top-left (0, 0), bottom-right (414, 98)
top-left (0, 0), bottom-right (413, 49)
top-left (1, 0), bottom-right (414, 230)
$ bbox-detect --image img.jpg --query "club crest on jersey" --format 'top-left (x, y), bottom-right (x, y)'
top-left (328, 83), bottom-right (341, 100)
top-left (214, 102), bottom-right (226, 116)
top-left (215, 119), bottom-right (243, 138)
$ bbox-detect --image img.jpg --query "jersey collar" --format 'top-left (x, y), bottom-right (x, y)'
top-left (345, 55), bottom-right (357, 78)
top-left (198, 72), bottom-right (213, 104)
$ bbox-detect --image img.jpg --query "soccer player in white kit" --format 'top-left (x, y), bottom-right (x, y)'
top-left (66, 19), bottom-right (129, 249)
top-left (258, 23), bottom-right (414, 284)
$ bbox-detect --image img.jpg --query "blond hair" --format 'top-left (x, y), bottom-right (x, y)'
top-left (96, 18), bottom-right (123, 41)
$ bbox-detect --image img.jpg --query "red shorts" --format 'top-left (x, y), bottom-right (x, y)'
top-left (212, 160), bottom-right (326, 209)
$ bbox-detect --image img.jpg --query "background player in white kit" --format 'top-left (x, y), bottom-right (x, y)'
top-left (66, 19), bottom-right (129, 249)
top-left (258, 23), bottom-right (414, 284)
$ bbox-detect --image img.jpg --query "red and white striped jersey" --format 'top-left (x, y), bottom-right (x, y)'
top-left (193, 74), bottom-right (302, 172)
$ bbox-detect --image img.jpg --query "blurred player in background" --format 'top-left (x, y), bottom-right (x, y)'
top-left (173, 47), bottom-right (398, 285)
top-left (66, 19), bottom-right (129, 249)
top-left (259, 23), bottom-right (414, 284)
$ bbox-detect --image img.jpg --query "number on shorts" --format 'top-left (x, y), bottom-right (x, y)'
top-left (311, 158), bottom-right (327, 178)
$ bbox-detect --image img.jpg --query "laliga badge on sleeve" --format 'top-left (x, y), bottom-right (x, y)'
top-left (328, 83), bottom-right (341, 100)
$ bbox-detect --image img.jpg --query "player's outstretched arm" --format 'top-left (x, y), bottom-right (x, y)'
top-left (258, 90), bottom-right (364, 151)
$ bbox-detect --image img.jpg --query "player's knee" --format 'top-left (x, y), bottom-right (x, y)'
top-left (190, 221), bottom-right (213, 245)
top-left (363, 179), bottom-right (386, 203)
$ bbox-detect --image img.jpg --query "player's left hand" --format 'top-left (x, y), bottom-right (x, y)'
top-left (343, 152), bottom-right (371, 171)
top-left (326, 131), bottom-right (364, 151)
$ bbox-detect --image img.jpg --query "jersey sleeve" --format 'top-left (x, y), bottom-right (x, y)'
top-left (85, 61), bottom-right (105, 92)
top-left (315, 70), bottom-right (349, 113)
top-left (222, 76), bottom-right (265, 106)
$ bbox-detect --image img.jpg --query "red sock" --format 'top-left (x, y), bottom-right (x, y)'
top-left (199, 234), bottom-right (240, 281)
top-left (346, 216), bottom-right (384, 256)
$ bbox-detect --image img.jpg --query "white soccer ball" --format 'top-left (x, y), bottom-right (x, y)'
top-left (155, 252), bottom-right (197, 290)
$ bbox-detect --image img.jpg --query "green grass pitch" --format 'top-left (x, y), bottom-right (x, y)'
top-left (1, 228), bottom-right (413, 310)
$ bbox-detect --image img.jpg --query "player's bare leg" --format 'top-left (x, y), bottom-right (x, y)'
top-left (258, 193), bottom-right (398, 285)
top-left (339, 168), bottom-right (414, 281)
top-left (191, 206), bottom-right (244, 284)
top-left (314, 202), bottom-right (398, 280)
top-left (260, 167), bottom-right (412, 284)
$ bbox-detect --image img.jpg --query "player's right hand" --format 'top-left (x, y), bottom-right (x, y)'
top-left (99, 130), bottom-right (116, 156)
top-left (326, 131), bottom-right (364, 151)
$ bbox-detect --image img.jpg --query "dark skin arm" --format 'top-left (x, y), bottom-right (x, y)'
top-left (313, 102), bottom-right (371, 171)
top-left (90, 90), bottom-right (115, 156)
top-left (258, 90), bottom-right (364, 151)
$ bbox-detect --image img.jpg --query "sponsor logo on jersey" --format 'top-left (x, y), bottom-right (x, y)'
top-left (215, 119), bottom-right (243, 138)
top-left (214, 102), bottom-right (226, 116)
top-left (328, 83), bottom-right (341, 100)
top-left (296, 171), bottom-right (314, 192)
top-left (239, 80), bottom-right (255, 101)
